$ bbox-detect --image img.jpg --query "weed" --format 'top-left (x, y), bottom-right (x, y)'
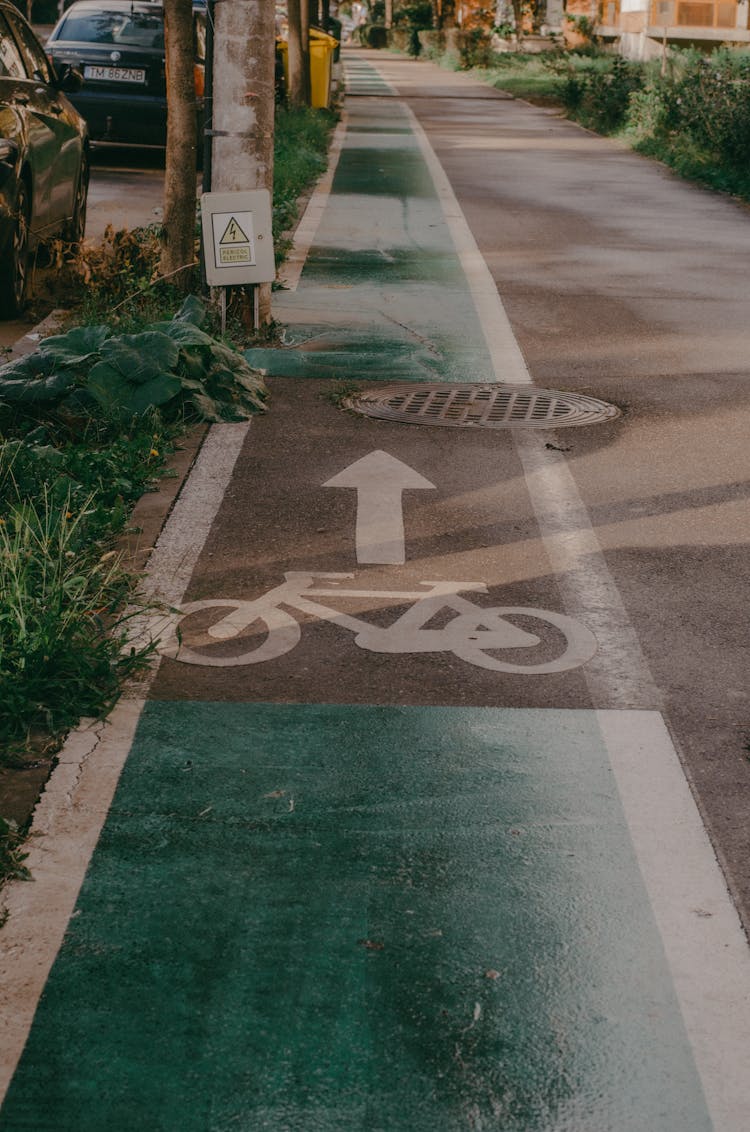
top-left (273, 106), bottom-right (338, 248)
top-left (0, 817), bottom-right (30, 885)
top-left (325, 380), bottom-right (362, 407)
top-left (0, 483), bottom-right (156, 750)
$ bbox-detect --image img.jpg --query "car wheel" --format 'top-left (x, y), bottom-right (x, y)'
top-left (0, 178), bottom-right (31, 318)
top-left (64, 150), bottom-right (89, 248)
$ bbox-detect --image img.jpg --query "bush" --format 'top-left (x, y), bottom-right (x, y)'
top-left (357, 23), bottom-right (389, 47)
top-left (0, 296), bottom-right (268, 428)
top-left (418, 28), bottom-right (445, 59)
top-left (565, 56), bottom-right (644, 133)
top-left (461, 29), bottom-right (493, 69)
top-left (392, 1), bottom-right (433, 55)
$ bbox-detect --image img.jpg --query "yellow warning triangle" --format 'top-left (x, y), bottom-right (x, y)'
top-left (219, 217), bottom-right (249, 245)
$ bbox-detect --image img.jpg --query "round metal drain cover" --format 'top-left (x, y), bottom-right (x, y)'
top-left (345, 383), bottom-right (619, 430)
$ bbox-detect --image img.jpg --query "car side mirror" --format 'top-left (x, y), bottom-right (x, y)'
top-left (54, 63), bottom-right (84, 93)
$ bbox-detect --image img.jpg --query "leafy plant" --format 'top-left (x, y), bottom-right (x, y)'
top-left (0, 295), bottom-right (268, 426)
top-left (564, 56), bottom-right (644, 133)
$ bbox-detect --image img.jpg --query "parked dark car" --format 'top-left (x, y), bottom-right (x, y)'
top-left (0, 1), bottom-right (89, 316)
top-left (46, 0), bottom-right (206, 149)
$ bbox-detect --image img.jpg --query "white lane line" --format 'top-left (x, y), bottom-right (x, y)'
top-left (0, 423), bottom-right (250, 1103)
top-left (143, 423), bottom-right (249, 607)
top-left (278, 112), bottom-right (348, 293)
top-left (402, 105), bottom-right (533, 386)
top-left (513, 431), bottom-right (662, 708)
top-left (342, 57), bottom-right (531, 385)
top-left (371, 56), bottom-right (658, 708)
top-left (599, 710), bottom-right (750, 1131)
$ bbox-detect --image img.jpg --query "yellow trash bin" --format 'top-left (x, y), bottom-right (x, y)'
top-left (277, 28), bottom-right (339, 109)
top-left (309, 28), bottom-right (338, 109)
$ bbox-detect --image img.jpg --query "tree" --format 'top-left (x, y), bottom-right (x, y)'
top-left (160, 0), bottom-right (198, 291)
top-left (287, 0), bottom-right (311, 107)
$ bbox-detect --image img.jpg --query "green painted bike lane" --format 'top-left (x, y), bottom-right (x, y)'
top-left (0, 705), bottom-right (712, 1129)
top-left (0, 58), bottom-right (731, 1130)
top-left (247, 71), bottom-right (499, 385)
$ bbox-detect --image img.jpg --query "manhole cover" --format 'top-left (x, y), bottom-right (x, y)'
top-left (345, 383), bottom-right (619, 430)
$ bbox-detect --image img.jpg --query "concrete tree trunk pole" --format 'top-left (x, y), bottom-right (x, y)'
top-left (211, 0), bottom-right (276, 324)
top-left (385, 0), bottom-right (393, 27)
top-left (160, 0), bottom-right (198, 289)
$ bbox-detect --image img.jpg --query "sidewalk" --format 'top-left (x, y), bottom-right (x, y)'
top-left (1, 50), bottom-right (749, 1131)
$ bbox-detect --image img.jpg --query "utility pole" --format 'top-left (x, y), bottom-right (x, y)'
top-left (210, 0), bottom-right (276, 325)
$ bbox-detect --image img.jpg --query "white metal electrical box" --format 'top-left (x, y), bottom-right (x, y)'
top-left (200, 190), bottom-right (275, 287)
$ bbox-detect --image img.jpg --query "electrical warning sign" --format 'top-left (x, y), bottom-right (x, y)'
top-left (213, 212), bottom-right (255, 266)
top-left (201, 190), bottom-right (275, 286)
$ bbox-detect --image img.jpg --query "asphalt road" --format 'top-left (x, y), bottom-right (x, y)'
top-left (365, 52), bottom-right (750, 919)
top-left (2, 51), bottom-right (749, 1128)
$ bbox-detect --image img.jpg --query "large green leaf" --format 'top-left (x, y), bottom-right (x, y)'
top-left (86, 361), bottom-right (181, 416)
top-left (38, 325), bottom-right (111, 367)
top-left (100, 332), bottom-right (180, 384)
top-left (0, 351), bottom-right (57, 381)
top-left (0, 371), bottom-right (76, 405)
top-left (149, 321), bottom-right (215, 348)
top-left (179, 350), bottom-right (208, 382)
top-left (124, 374), bottom-right (182, 414)
top-left (189, 390), bottom-right (256, 422)
top-left (173, 294), bottom-right (207, 327)
top-left (85, 361), bottom-right (129, 413)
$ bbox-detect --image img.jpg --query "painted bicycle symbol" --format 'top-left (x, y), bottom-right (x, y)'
top-left (159, 571), bottom-right (597, 674)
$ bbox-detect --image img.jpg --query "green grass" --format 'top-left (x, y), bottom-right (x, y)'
top-left (273, 106), bottom-right (338, 244)
top-left (0, 420), bottom-right (175, 754)
top-left (472, 54), bottom-right (570, 103)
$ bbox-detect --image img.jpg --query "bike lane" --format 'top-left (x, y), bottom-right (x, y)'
top-left (1, 54), bottom-right (749, 1131)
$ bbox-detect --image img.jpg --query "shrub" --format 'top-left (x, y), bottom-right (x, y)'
top-left (357, 23), bottom-right (389, 47)
top-left (0, 296), bottom-right (268, 429)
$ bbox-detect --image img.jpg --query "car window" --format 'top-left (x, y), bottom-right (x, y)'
top-left (6, 10), bottom-right (52, 83)
top-left (0, 13), bottom-right (27, 79)
top-left (55, 10), bottom-right (164, 49)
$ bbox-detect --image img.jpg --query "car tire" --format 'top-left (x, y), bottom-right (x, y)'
top-left (64, 149), bottom-right (89, 249)
top-left (0, 177), bottom-right (31, 318)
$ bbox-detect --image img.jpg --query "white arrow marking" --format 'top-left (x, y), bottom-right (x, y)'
top-left (323, 450), bottom-right (436, 564)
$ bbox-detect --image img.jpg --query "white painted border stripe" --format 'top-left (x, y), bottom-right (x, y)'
top-left (363, 52), bottom-right (658, 708)
top-left (599, 710), bottom-right (750, 1131)
top-left (0, 701), bottom-right (145, 1098)
top-left (0, 423), bottom-right (250, 1102)
top-left (513, 430), bottom-right (662, 708)
top-left (344, 56), bottom-right (530, 384)
top-left (278, 112), bottom-right (348, 293)
top-left (402, 105), bottom-right (532, 386)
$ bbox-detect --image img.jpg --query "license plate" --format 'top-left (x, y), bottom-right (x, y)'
top-left (83, 65), bottom-right (146, 83)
